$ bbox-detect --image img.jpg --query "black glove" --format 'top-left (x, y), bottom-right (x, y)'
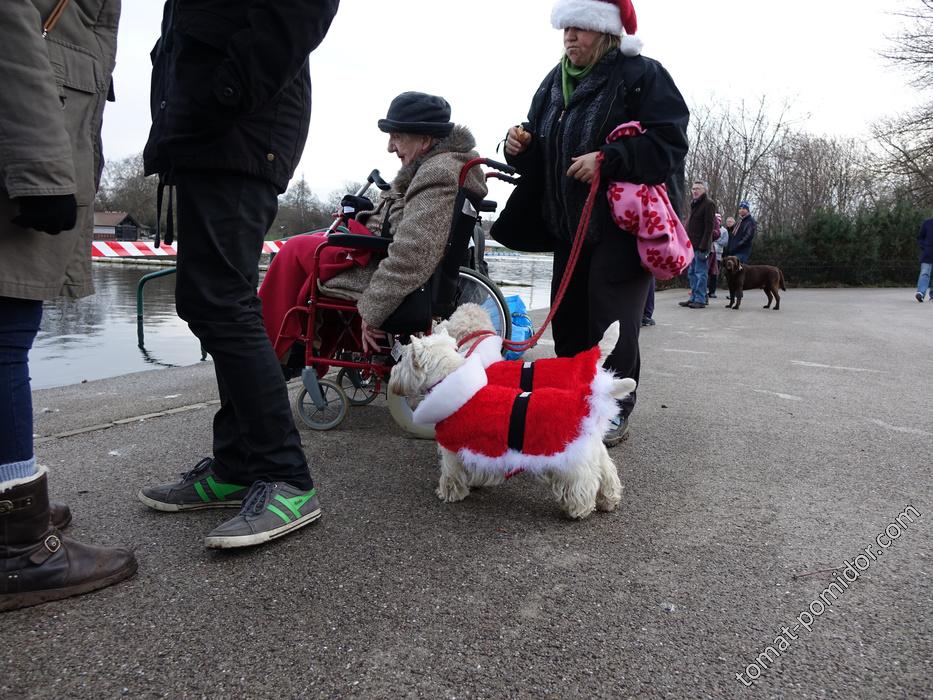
top-left (340, 194), bottom-right (374, 220)
top-left (11, 194), bottom-right (78, 235)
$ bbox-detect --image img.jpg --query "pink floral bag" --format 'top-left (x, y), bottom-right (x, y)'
top-left (605, 122), bottom-right (693, 280)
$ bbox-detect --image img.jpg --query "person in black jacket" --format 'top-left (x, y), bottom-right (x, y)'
top-left (504, 0), bottom-right (688, 446)
top-left (138, 0), bottom-right (339, 550)
top-left (726, 201), bottom-right (757, 263)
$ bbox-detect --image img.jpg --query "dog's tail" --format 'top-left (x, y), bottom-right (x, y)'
top-left (779, 270), bottom-right (786, 291)
top-left (610, 377), bottom-right (637, 400)
top-left (598, 321), bottom-right (621, 362)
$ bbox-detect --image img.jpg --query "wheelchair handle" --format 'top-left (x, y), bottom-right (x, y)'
top-left (327, 169), bottom-right (391, 233)
top-left (486, 172), bottom-right (520, 185)
top-left (459, 158), bottom-right (517, 187)
top-left (482, 158), bottom-right (516, 175)
top-left (366, 169), bottom-right (391, 192)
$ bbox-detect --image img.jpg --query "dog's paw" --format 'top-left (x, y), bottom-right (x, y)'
top-left (436, 480), bottom-right (469, 503)
top-left (595, 487), bottom-right (622, 512)
top-left (563, 503), bottom-right (597, 520)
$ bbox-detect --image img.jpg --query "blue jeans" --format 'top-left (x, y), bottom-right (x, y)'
top-left (687, 252), bottom-right (709, 303)
top-left (644, 277), bottom-right (655, 318)
top-left (918, 262), bottom-right (932, 299)
top-left (0, 297), bottom-right (42, 467)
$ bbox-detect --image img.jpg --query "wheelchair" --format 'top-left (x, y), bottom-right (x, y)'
top-left (269, 158), bottom-right (517, 436)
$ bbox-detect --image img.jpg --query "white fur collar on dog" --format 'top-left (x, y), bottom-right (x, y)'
top-left (413, 354), bottom-right (487, 425)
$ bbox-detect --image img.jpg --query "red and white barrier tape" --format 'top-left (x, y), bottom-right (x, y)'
top-left (91, 240), bottom-right (286, 258)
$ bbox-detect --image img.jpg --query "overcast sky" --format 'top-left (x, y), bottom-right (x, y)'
top-left (103, 0), bottom-right (923, 209)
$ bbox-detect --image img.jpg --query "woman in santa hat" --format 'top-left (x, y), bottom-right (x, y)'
top-left (502, 0), bottom-right (689, 446)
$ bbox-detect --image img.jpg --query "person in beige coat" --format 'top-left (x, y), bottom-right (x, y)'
top-left (0, 0), bottom-right (136, 612)
top-left (262, 91), bottom-right (488, 353)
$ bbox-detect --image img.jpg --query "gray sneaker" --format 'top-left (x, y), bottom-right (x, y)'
top-left (138, 457), bottom-right (249, 512)
top-left (603, 414), bottom-right (631, 448)
top-left (204, 481), bottom-right (321, 549)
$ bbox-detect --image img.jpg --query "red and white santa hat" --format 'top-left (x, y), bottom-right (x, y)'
top-left (550, 0), bottom-right (643, 56)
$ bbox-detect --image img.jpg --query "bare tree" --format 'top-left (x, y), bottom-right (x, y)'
top-left (874, 0), bottom-right (933, 204)
top-left (95, 153), bottom-right (159, 229)
top-left (757, 134), bottom-right (876, 234)
top-left (686, 96), bottom-right (792, 224)
top-left (882, 0), bottom-right (933, 90)
top-left (269, 174), bottom-right (332, 237)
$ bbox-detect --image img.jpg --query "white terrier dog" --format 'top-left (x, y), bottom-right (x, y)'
top-left (389, 306), bottom-right (635, 519)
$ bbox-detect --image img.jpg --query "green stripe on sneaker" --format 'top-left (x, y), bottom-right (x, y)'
top-left (274, 488), bottom-right (317, 518)
top-left (194, 482), bottom-right (211, 503)
top-left (206, 476), bottom-right (246, 501)
top-left (267, 504), bottom-right (291, 524)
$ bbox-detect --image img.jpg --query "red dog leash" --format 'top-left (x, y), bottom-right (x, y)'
top-left (500, 154), bottom-right (603, 354)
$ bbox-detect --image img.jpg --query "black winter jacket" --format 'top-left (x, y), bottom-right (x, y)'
top-left (919, 217), bottom-right (933, 264)
top-left (143, 0), bottom-right (339, 193)
top-left (507, 50), bottom-right (689, 246)
top-left (727, 214), bottom-right (757, 262)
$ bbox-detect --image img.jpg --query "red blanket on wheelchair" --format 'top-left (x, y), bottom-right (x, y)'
top-left (259, 221), bottom-right (374, 360)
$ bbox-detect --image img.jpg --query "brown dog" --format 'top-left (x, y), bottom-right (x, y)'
top-left (721, 256), bottom-right (786, 310)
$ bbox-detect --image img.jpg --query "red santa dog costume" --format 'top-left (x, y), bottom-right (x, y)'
top-left (457, 332), bottom-right (601, 393)
top-left (412, 346), bottom-right (619, 474)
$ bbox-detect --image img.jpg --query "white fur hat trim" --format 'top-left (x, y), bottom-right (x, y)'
top-left (551, 0), bottom-right (623, 35)
top-left (551, 0), bottom-right (643, 56)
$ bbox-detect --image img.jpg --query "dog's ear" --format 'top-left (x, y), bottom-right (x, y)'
top-left (407, 337), bottom-right (422, 370)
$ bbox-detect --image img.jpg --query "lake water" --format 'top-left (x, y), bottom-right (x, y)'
top-left (31, 254), bottom-right (553, 389)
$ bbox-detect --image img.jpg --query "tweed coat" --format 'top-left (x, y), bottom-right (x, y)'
top-left (0, 0), bottom-right (120, 301)
top-left (320, 125), bottom-right (488, 328)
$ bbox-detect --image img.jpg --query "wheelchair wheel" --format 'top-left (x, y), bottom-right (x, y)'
top-left (386, 392), bottom-right (436, 440)
top-left (456, 267), bottom-right (512, 341)
top-left (295, 378), bottom-right (349, 430)
top-left (336, 368), bottom-right (380, 406)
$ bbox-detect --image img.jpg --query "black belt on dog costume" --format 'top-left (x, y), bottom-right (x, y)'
top-left (507, 391), bottom-right (532, 452)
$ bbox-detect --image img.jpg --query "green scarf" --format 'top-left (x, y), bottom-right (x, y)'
top-left (561, 55), bottom-right (596, 106)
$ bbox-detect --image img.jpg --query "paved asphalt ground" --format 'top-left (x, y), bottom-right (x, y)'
top-left (3, 288), bottom-right (931, 699)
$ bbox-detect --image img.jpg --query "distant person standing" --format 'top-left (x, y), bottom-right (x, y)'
top-left (0, 0), bottom-right (135, 611)
top-left (727, 201), bottom-right (757, 262)
top-left (917, 216), bottom-right (933, 302)
top-left (708, 212), bottom-right (727, 299)
top-left (725, 215), bottom-right (736, 236)
top-left (138, 0), bottom-right (340, 549)
top-left (680, 180), bottom-right (716, 308)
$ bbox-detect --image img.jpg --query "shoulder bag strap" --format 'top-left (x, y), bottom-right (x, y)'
top-left (42, 0), bottom-right (71, 37)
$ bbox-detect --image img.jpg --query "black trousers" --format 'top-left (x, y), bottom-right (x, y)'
top-left (550, 232), bottom-right (652, 419)
top-left (174, 171), bottom-right (312, 490)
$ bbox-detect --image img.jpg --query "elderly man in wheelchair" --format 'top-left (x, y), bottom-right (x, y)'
top-left (258, 91), bottom-right (511, 432)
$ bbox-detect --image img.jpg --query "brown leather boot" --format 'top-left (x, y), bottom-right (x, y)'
top-left (0, 469), bottom-right (137, 612)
